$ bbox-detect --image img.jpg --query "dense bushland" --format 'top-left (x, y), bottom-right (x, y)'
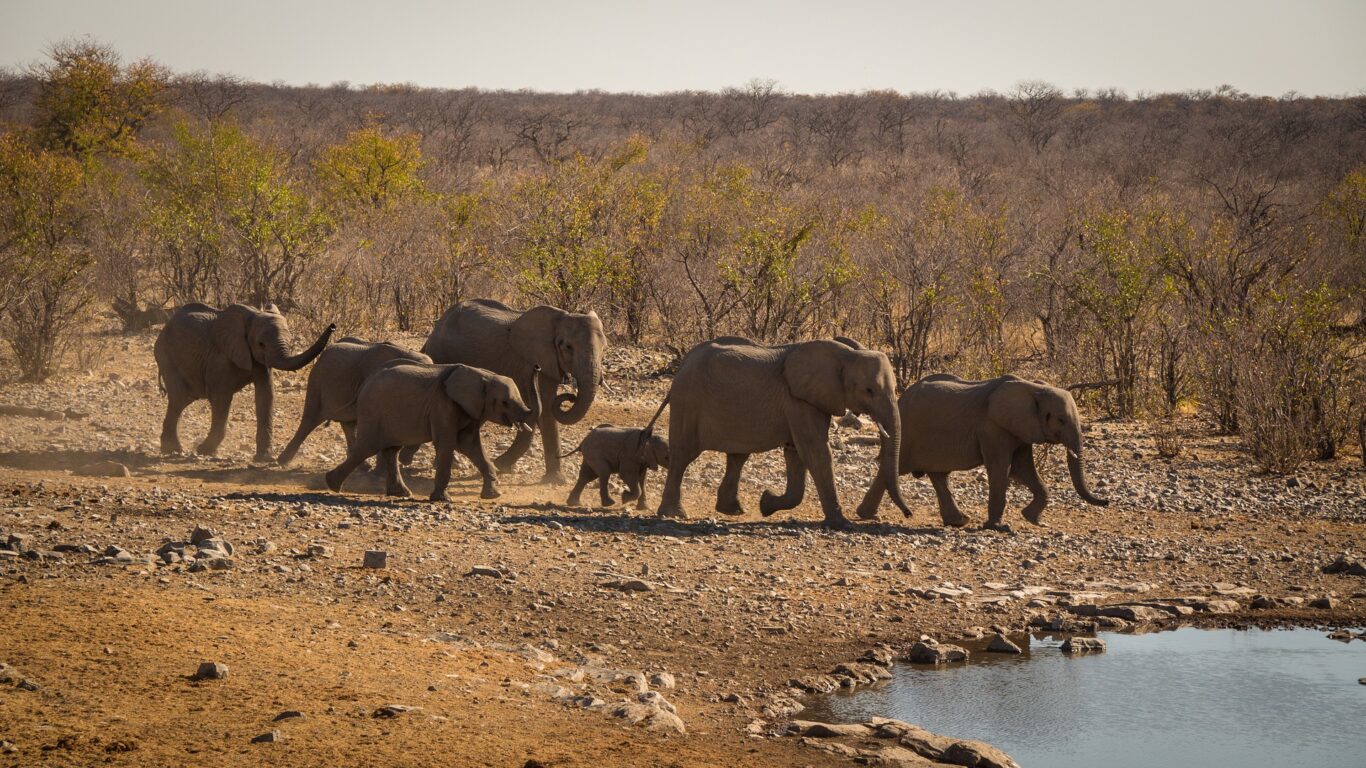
top-left (1, 41), bottom-right (1362, 470)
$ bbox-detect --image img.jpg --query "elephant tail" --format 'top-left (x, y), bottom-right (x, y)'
top-left (642, 395), bottom-right (669, 435)
top-left (556, 439), bottom-right (585, 460)
top-left (156, 369), bottom-right (165, 394)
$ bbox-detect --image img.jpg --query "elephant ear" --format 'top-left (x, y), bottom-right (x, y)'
top-left (443, 365), bottom-right (486, 421)
top-left (782, 341), bottom-right (847, 417)
top-left (211, 305), bottom-right (256, 371)
top-left (634, 428), bottom-right (656, 469)
top-left (509, 305), bottom-right (564, 379)
top-left (988, 379), bottom-right (1047, 444)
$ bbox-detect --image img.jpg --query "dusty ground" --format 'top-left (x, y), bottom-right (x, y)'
top-left (1, 329), bottom-right (1364, 767)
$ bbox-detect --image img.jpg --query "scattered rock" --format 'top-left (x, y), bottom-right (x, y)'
top-left (986, 634), bottom-right (1023, 654)
top-left (649, 672), bottom-right (675, 690)
top-left (16, 679), bottom-right (39, 691)
top-left (373, 704), bottom-right (419, 718)
top-left (906, 640), bottom-right (969, 664)
top-left (1061, 637), bottom-right (1107, 654)
top-left (73, 460), bottom-right (130, 478)
top-left (250, 731), bottom-right (282, 744)
top-left (603, 578), bottom-right (653, 592)
top-left (363, 550), bottom-right (388, 569)
top-left (272, 710), bottom-right (305, 721)
top-left (190, 525), bottom-right (216, 546)
top-left (467, 565), bottom-right (503, 579)
top-left (789, 720), bottom-right (875, 739)
top-left (1322, 555), bottom-right (1366, 577)
top-left (192, 662), bottom-right (228, 681)
top-left (1309, 596), bottom-right (1338, 609)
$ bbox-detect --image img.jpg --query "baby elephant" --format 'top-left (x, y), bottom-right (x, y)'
top-left (563, 425), bottom-right (670, 509)
top-left (325, 362), bottom-right (535, 501)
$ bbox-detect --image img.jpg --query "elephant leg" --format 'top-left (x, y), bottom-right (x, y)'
top-left (928, 472), bottom-right (970, 527)
top-left (855, 474), bottom-right (886, 520)
top-left (250, 367), bottom-right (274, 464)
top-left (457, 429), bottom-right (500, 500)
top-left (325, 438), bottom-right (379, 493)
top-left (381, 447), bottom-right (414, 498)
top-left (621, 465), bottom-right (640, 502)
top-left (597, 472), bottom-right (615, 507)
top-left (983, 456), bottom-right (1013, 531)
top-left (567, 464), bottom-right (595, 506)
top-left (340, 422), bottom-right (374, 472)
top-left (398, 444), bottom-right (420, 466)
top-left (658, 438), bottom-right (699, 519)
top-left (428, 441), bottom-right (453, 502)
top-left (196, 391), bottom-right (233, 456)
top-left (160, 392), bottom-right (191, 455)
top-left (789, 412), bottom-right (847, 530)
top-left (715, 453), bottom-right (749, 516)
top-left (760, 446), bottom-right (807, 517)
top-left (1012, 445), bottom-right (1050, 526)
top-left (632, 468), bottom-right (649, 511)
top-left (494, 425), bottom-right (534, 474)
top-left (277, 389), bottom-right (323, 468)
top-left (538, 412), bottom-right (567, 485)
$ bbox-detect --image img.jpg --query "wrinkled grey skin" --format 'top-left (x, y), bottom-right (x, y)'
top-left (324, 363), bottom-right (535, 502)
top-left (422, 299), bottom-right (606, 484)
top-left (856, 374), bottom-right (1110, 529)
top-left (562, 424), bottom-right (670, 510)
top-left (154, 303), bottom-right (335, 463)
top-left (276, 337), bottom-right (431, 468)
top-left (656, 336), bottom-right (913, 530)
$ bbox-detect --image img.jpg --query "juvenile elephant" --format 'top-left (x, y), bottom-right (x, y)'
top-left (324, 363), bottom-right (535, 501)
top-left (276, 337), bottom-right (431, 467)
top-left (422, 299), bottom-right (606, 484)
top-left (155, 303), bottom-right (335, 463)
top-left (855, 374), bottom-right (1110, 529)
top-left (656, 336), bottom-right (913, 530)
top-left (562, 424), bottom-right (670, 509)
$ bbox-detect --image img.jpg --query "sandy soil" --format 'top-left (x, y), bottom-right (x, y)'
top-left (1, 330), bottom-right (1363, 767)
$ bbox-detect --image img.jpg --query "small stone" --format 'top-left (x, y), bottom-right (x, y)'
top-left (467, 565), bottom-right (503, 578)
top-left (250, 731), bottom-right (282, 744)
top-left (193, 661), bottom-right (229, 680)
top-left (1061, 637), bottom-right (1107, 653)
top-left (73, 460), bottom-right (130, 478)
top-left (604, 578), bottom-right (653, 592)
top-left (1309, 596), bottom-right (1338, 609)
top-left (906, 640), bottom-right (969, 664)
top-left (272, 710), bottom-right (305, 721)
top-left (190, 525), bottom-right (216, 546)
top-left (363, 550), bottom-right (388, 569)
top-left (16, 679), bottom-right (39, 691)
top-left (374, 704), bottom-right (419, 717)
top-left (986, 634), bottom-right (1023, 654)
top-left (649, 672), bottom-right (676, 690)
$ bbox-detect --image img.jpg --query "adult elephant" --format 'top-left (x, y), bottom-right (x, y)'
top-left (155, 303), bottom-right (335, 463)
top-left (276, 337), bottom-right (431, 468)
top-left (855, 374), bottom-right (1109, 529)
top-left (422, 299), bottom-right (606, 483)
top-left (655, 336), bottom-right (913, 530)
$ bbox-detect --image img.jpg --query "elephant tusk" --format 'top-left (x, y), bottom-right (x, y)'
top-left (1067, 449), bottom-right (1080, 460)
top-left (876, 423), bottom-right (891, 440)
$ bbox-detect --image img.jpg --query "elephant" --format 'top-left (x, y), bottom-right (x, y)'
top-left (561, 424), bottom-right (670, 510)
top-left (324, 362), bottom-right (536, 501)
top-left (276, 337), bottom-right (431, 468)
top-left (422, 299), bottom-right (607, 484)
top-left (655, 336), bottom-right (913, 530)
top-left (855, 374), bottom-right (1110, 529)
top-left (154, 303), bottom-right (335, 463)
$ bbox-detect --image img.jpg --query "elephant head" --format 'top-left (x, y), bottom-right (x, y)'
top-left (784, 340), bottom-right (914, 517)
top-left (509, 305), bottom-right (606, 425)
top-left (988, 379), bottom-right (1109, 507)
top-left (444, 365), bottom-right (536, 432)
top-left (635, 430), bottom-right (670, 471)
top-left (212, 304), bottom-right (335, 372)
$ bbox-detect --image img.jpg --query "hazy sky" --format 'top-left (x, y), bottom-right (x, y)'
top-left (2, 0), bottom-right (1363, 96)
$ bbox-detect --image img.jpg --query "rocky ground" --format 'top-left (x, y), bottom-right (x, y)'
top-left (1, 330), bottom-right (1364, 767)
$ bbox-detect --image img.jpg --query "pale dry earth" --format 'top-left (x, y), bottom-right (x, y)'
top-left (1, 330), bottom-right (1364, 767)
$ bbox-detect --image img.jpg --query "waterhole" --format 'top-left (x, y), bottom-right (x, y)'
top-left (804, 627), bottom-right (1365, 768)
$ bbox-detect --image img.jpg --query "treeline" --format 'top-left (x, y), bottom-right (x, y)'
top-left (1, 41), bottom-right (1363, 471)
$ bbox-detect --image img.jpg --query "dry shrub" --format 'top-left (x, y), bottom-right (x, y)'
top-left (1152, 414), bottom-right (1183, 460)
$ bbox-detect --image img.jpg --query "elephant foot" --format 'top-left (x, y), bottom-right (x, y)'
top-left (635, 499), bottom-right (649, 511)
top-left (657, 503), bottom-right (688, 519)
top-left (480, 484), bottom-right (502, 500)
top-left (855, 500), bottom-right (880, 520)
top-left (385, 485), bottom-right (413, 498)
top-left (622, 489), bottom-right (639, 502)
top-left (981, 521), bottom-right (1014, 534)
top-left (758, 490), bottom-right (801, 518)
top-left (494, 457), bottom-right (519, 474)
top-left (539, 471), bottom-right (567, 486)
top-left (822, 514), bottom-right (851, 531)
top-left (160, 439), bottom-right (183, 456)
top-left (567, 494), bottom-right (583, 506)
top-left (941, 511), bottom-right (971, 528)
top-left (429, 490), bottom-right (451, 502)
top-left (1022, 507), bottom-right (1048, 526)
top-left (324, 469), bottom-right (344, 493)
top-left (194, 443), bottom-right (220, 457)
top-left (251, 452), bottom-right (276, 466)
top-left (717, 498), bottom-right (746, 517)
top-left (598, 497), bottom-right (616, 508)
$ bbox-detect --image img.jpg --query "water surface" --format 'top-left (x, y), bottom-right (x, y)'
top-left (805, 628), bottom-right (1365, 768)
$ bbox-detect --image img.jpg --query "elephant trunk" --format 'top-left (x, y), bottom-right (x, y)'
top-left (552, 358), bottom-right (599, 425)
top-left (269, 324), bottom-right (336, 371)
top-left (872, 400), bottom-right (914, 517)
top-left (1066, 446), bottom-right (1109, 506)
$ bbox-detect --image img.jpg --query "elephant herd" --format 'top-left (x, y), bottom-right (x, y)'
top-left (154, 299), bottom-right (1108, 531)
